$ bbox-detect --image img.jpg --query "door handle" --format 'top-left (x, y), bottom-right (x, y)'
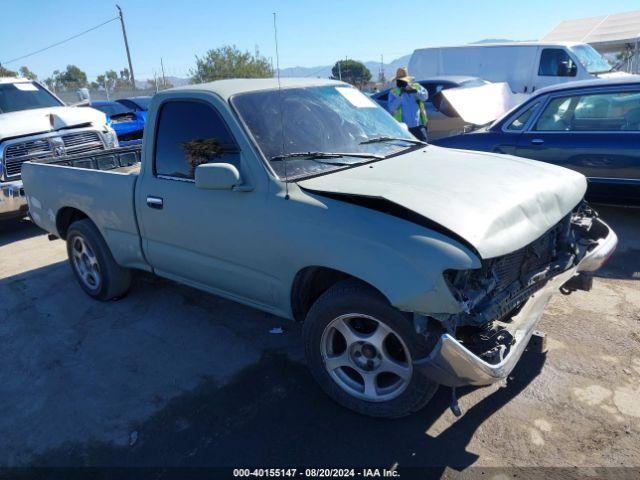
top-left (530, 138), bottom-right (545, 145)
top-left (146, 196), bottom-right (163, 209)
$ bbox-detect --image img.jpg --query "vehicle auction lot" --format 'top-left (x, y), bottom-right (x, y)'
top-left (1, 206), bottom-right (639, 472)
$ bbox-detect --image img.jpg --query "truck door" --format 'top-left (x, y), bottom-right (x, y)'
top-left (532, 47), bottom-right (578, 93)
top-left (135, 98), bottom-right (277, 308)
top-left (515, 88), bottom-right (640, 204)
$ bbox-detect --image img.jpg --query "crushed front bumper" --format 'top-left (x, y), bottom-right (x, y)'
top-left (0, 180), bottom-right (28, 220)
top-left (414, 218), bottom-right (617, 387)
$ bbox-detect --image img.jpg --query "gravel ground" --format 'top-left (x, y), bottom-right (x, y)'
top-left (0, 205), bottom-right (638, 475)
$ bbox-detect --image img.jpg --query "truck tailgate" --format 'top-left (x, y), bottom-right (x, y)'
top-left (21, 147), bottom-right (148, 271)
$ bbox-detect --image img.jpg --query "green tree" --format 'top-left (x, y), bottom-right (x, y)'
top-left (117, 68), bottom-right (132, 89)
top-left (96, 70), bottom-right (118, 93)
top-left (331, 59), bottom-right (371, 89)
top-left (18, 66), bottom-right (37, 80)
top-left (57, 65), bottom-right (88, 90)
top-left (44, 70), bottom-right (64, 91)
top-left (190, 45), bottom-right (273, 83)
top-left (0, 65), bottom-right (18, 77)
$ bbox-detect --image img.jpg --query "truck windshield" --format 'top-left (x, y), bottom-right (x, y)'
top-left (0, 82), bottom-right (63, 114)
top-left (232, 85), bottom-right (418, 180)
top-left (570, 45), bottom-right (611, 74)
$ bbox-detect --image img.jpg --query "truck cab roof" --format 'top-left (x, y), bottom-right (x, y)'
top-left (164, 77), bottom-right (345, 101)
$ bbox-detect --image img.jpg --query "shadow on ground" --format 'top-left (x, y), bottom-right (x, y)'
top-left (0, 217), bottom-right (42, 247)
top-left (30, 347), bottom-right (546, 471)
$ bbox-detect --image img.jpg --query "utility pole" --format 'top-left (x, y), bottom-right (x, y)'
top-left (378, 54), bottom-right (386, 84)
top-left (338, 61), bottom-right (342, 81)
top-left (160, 57), bottom-right (166, 89)
top-left (116, 5), bottom-right (136, 90)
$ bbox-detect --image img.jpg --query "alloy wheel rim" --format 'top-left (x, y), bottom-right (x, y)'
top-left (71, 235), bottom-right (101, 291)
top-left (320, 313), bottom-right (413, 402)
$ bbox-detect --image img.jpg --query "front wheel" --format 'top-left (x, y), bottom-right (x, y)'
top-left (66, 219), bottom-right (132, 301)
top-left (303, 281), bottom-right (438, 418)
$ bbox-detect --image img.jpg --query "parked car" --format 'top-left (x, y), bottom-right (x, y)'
top-left (371, 76), bottom-right (490, 140)
top-left (0, 77), bottom-right (117, 221)
top-left (89, 101), bottom-right (145, 145)
top-left (408, 42), bottom-right (627, 94)
top-left (23, 78), bottom-right (616, 418)
top-left (433, 77), bottom-right (640, 206)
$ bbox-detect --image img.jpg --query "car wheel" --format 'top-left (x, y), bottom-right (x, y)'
top-left (66, 219), bottom-right (132, 301)
top-left (303, 280), bottom-right (438, 418)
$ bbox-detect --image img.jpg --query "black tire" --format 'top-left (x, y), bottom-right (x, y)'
top-left (66, 219), bottom-right (132, 301)
top-left (303, 280), bottom-right (439, 418)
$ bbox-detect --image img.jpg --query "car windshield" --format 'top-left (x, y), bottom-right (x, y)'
top-left (232, 85), bottom-right (419, 180)
top-left (570, 45), bottom-right (611, 74)
top-left (0, 82), bottom-right (62, 113)
top-left (93, 103), bottom-right (132, 117)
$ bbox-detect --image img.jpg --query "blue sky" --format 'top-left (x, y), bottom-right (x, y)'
top-left (1, 0), bottom-right (639, 81)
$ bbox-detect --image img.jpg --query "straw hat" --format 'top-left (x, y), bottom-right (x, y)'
top-left (393, 67), bottom-right (414, 82)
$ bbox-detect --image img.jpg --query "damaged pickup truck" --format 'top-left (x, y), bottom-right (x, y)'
top-left (22, 78), bottom-right (617, 418)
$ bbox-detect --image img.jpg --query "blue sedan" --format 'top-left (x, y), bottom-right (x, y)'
top-left (90, 101), bottom-right (146, 145)
top-left (433, 77), bottom-right (640, 206)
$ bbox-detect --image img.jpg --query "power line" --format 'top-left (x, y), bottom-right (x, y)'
top-left (1, 16), bottom-right (119, 66)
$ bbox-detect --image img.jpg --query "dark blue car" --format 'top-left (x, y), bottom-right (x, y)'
top-left (90, 101), bottom-right (146, 145)
top-left (433, 78), bottom-right (640, 206)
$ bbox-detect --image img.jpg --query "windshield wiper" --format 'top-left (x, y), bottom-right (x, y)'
top-left (359, 136), bottom-right (426, 146)
top-left (270, 151), bottom-right (384, 162)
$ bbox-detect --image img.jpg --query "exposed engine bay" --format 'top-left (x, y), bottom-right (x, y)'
top-left (438, 202), bottom-right (608, 364)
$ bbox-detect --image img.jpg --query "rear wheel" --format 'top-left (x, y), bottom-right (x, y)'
top-left (303, 281), bottom-right (438, 418)
top-left (66, 219), bottom-right (131, 300)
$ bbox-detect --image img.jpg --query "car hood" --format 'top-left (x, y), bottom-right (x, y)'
top-left (297, 146), bottom-right (587, 259)
top-left (0, 106), bottom-right (107, 142)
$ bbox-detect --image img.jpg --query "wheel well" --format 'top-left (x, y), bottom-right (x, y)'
top-left (56, 207), bottom-right (89, 239)
top-left (290, 266), bottom-right (386, 322)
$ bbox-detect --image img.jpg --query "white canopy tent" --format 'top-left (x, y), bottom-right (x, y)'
top-left (542, 10), bottom-right (640, 73)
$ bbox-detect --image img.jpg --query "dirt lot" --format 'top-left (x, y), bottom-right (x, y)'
top-left (1, 205), bottom-right (639, 475)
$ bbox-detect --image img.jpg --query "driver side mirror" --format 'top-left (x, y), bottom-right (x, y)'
top-left (195, 163), bottom-right (241, 190)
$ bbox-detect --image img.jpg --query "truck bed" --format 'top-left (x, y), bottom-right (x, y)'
top-left (22, 145), bottom-right (150, 271)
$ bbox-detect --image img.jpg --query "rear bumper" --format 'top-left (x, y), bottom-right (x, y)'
top-left (414, 218), bottom-right (617, 387)
top-left (0, 180), bottom-right (28, 220)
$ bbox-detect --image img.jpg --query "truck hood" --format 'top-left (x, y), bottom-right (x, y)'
top-left (297, 146), bottom-right (587, 259)
top-left (0, 106), bottom-right (107, 142)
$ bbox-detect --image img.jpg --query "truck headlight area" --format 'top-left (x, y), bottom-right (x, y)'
top-left (103, 128), bottom-right (119, 149)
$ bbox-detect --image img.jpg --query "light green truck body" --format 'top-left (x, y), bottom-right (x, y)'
top-left (22, 79), bottom-right (617, 409)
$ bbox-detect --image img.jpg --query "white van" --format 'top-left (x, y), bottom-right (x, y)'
top-left (408, 42), bottom-right (625, 94)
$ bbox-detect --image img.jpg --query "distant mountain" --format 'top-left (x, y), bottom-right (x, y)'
top-left (133, 53), bottom-right (416, 87)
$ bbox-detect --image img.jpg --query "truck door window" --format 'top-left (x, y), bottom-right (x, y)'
top-left (154, 101), bottom-right (239, 179)
top-left (538, 49), bottom-right (577, 77)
